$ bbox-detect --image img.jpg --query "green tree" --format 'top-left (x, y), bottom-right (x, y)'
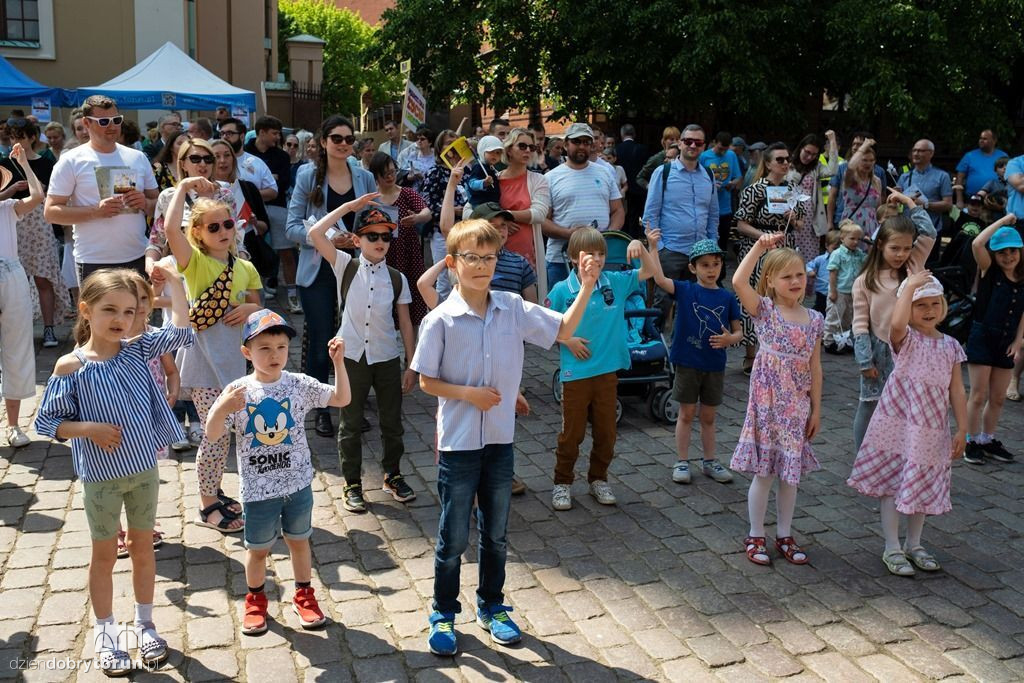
top-left (278, 0), bottom-right (402, 119)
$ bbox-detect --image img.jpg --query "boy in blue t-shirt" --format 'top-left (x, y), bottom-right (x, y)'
top-left (640, 233), bottom-right (741, 485)
top-left (545, 227), bottom-right (654, 511)
top-left (806, 230), bottom-right (840, 314)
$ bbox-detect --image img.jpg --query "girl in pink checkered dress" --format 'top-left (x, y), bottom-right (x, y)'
top-left (847, 271), bottom-right (968, 577)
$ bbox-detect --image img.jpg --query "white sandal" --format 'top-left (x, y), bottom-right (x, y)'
top-left (133, 624), bottom-right (169, 666)
top-left (92, 622), bottom-right (133, 677)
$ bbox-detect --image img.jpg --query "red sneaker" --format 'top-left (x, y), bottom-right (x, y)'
top-left (242, 592), bottom-right (268, 635)
top-left (293, 587), bottom-right (327, 629)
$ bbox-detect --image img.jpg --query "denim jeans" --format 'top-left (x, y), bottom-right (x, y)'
top-left (298, 259), bottom-right (338, 415)
top-left (433, 443), bottom-right (514, 614)
top-left (546, 261), bottom-right (569, 290)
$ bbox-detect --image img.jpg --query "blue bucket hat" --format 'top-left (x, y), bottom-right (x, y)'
top-left (990, 226), bottom-right (1023, 251)
top-left (689, 239), bottom-right (726, 261)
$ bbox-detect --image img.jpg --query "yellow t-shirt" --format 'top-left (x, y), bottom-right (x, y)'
top-left (179, 245), bottom-right (261, 306)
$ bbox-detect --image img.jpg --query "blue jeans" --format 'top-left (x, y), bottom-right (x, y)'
top-left (433, 443), bottom-right (514, 614)
top-left (546, 261), bottom-right (569, 289)
top-left (298, 259), bottom-right (338, 414)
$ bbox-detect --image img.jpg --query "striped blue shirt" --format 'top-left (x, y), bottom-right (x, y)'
top-left (411, 288), bottom-right (561, 451)
top-left (35, 325), bottom-right (196, 483)
top-left (491, 248), bottom-right (537, 294)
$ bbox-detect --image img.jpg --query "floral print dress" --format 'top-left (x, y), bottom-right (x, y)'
top-left (730, 297), bottom-right (823, 485)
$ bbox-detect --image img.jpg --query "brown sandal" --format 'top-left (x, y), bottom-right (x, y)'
top-left (744, 536), bottom-right (771, 565)
top-left (775, 536), bottom-right (809, 564)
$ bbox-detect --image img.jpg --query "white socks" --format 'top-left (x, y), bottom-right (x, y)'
top-left (747, 475), bottom-right (774, 537)
top-left (880, 496), bottom-right (927, 551)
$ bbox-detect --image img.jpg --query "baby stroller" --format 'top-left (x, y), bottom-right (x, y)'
top-left (550, 231), bottom-right (678, 424)
top-left (932, 265), bottom-right (975, 344)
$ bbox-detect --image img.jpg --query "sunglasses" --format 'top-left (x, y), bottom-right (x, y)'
top-left (187, 154), bottom-right (215, 165)
top-left (773, 156), bottom-right (791, 164)
top-left (205, 219), bottom-right (236, 233)
top-left (327, 134), bottom-right (357, 145)
top-left (680, 138), bottom-right (706, 147)
top-left (360, 231), bottom-right (393, 243)
top-left (284, 142), bottom-right (298, 148)
top-left (86, 115), bottom-right (124, 127)
top-left (516, 142), bottom-right (537, 152)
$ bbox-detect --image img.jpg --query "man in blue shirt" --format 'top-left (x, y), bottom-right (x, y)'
top-left (642, 123), bottom-right (718, 321)
top-left (699, 131), bottom-right (743, 254)
top-left (896, 139), bottom-right (953, 235)
top-left (1005, 154), bottom-right (1024, 222)
top-left (955, 129), bottom-right (1007, 207)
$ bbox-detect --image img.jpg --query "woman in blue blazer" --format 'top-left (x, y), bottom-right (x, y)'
top-left (287, 115), bottom-right (377, 436)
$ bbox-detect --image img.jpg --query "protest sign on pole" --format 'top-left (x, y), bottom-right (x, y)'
top-left (402, 81), bottom-right (426, 133)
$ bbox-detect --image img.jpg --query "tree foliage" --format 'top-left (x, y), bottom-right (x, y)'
top-left (371, 0), bottom-right (1024, 146)
top-left (278, 0), bottom-right (402, 119)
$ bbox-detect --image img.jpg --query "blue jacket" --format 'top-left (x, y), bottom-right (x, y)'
top-left (286, 158), bottom-right (378, 287)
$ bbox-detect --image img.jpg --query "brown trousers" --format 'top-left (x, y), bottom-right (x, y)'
top-left (554, 372), bottom-right (619, 485)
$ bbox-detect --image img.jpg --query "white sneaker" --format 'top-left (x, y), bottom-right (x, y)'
top-left (701, 460), bottom-right (734, 483)
top-left (287, 294), bottom-right (303, 314)
top-left (6, 426), bottom-right (29, 448)
top-left (170, 438), bottom-right (192, 452)
top-left (552, 484), bottom-right (572, 511)
top-left (672, 460), bottom-right (691, 484)
top-left (589, 480), bottom-right (616, 505)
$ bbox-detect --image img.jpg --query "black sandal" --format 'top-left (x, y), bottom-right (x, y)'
top-left (197, 501), bottom-right (244, 533)
top-left (216, 489), bottom-right (242, 515)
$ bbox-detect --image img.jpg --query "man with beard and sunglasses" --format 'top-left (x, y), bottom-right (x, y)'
top-left (541, 123), bottom-right (624, 287)
top-left (44, 95), bottom-right (158, 283)
top-left (219, 117), bottom-right (277, 204)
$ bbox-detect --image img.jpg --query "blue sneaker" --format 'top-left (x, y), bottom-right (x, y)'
top-left (428, 611), bottom-right (457, 656)
top-left (476, 604), bottom-right (521, 645)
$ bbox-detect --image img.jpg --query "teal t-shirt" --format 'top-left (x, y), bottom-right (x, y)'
top-left (545, 269), bottom-right (639, 382)
top-left (827, 244), bottom-right (867, 294)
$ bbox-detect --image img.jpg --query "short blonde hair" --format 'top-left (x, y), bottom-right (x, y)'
top-left (567, 227), bottom-right (606, 263)
top-left (176, 137), bottom-right (216, 180)
top-left (756, 247), bottom-right (805, 297)
top-left (824, 230), bottom-right (841, 249)
top-left (446, 219), bottom-right (502, 256)
top-left (187, 198), bottom-right (236, 256)
top-left (838, 220), bottom-right (863, 239)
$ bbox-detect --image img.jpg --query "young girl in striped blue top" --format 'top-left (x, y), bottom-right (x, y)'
top-left (35, 264), bottom-right (195, 675)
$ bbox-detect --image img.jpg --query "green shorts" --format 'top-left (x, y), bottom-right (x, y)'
top-left (671, 365), bottom-right (725, 407)
top-left (83, 467), bottom-right (160, 540)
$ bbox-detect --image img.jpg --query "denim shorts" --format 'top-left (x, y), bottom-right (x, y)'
top-left (242, 484), bottom-right (314, 550)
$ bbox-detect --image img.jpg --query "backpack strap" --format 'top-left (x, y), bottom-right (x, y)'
top-left (339, 258), bottom-right (403, 329)
top-left (659, 161), bottom-right (716, 215)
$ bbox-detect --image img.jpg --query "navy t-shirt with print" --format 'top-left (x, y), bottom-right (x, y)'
top-left (670, 280), bottom-right (742, 372)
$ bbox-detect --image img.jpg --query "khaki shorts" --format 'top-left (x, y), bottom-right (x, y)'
top-left (83, 467), bottom-right (160, 540)
top-left (671, 366), bottom-right (725, 407)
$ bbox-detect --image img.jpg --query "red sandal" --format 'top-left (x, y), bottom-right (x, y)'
top-left (775, 536), bottom-right (809, 565)
top-left (744, 536), bottom-right (771, 565)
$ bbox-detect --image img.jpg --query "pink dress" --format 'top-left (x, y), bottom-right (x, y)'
top-left (847, 327), bottom-right (965, 515)
top-left (730, 297), bottom-right (824, 485)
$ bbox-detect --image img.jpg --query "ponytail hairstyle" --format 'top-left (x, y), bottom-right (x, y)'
top-left (860, 214), bottom-right (918, 293)
top-left (755, 247), bottom-right (804, 297)
top-left (311, 115), bottom-right (355, 207)
top-left (74, 269), bottom-right (139, 346)
top-left (186, 198), bottom-right (236, 256)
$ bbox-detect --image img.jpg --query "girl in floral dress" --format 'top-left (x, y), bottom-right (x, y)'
top-left (847, 272), bottom-right (968, 577)
top-left (730, 232), bottom-right (823, 566)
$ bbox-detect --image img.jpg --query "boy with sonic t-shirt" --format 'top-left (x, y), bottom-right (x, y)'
top-left (545, 227), bottom-right (655, 512)
top-left (412, 218), bottom-right (599, 657)
top-left (206, 309), bottom-right (351, 637)
top-left (640, 232), bottom-right (741, 485)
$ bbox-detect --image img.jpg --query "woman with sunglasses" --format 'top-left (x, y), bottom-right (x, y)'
top-left (734, 142), bottom-right (806, 373)
top-left (0, 119), bottom-right (70, 345)
top-left (368, 151), bottom-right (432, 325)
top-left (286, 115), bottom-right (377, 437)
top-left (497, 128), bottom-right (551, 272)
top-left (396, 127), bottom-right (436, 194)
top-left (151, 130), bottom-right (190, 192)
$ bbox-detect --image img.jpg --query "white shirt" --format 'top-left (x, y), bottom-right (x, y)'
top-left (237, 151), bottom-right (278, 193)
top-left (544, 161), bottom-right (621, 264)
top-left (0, 200), bottom-right (18, 260)
top-left (331, 250), bottom-right (412, 364)
top-left (47, 142), bottom-right (158, 263)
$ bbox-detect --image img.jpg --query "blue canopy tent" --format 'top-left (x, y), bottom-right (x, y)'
top-left (0, 54), bottom-right (72, 106)
top-left (71, 42), bottom-right (256, 111)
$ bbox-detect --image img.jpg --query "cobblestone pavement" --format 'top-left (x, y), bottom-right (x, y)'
top-left (1, 307), bottom-right (1023, 683)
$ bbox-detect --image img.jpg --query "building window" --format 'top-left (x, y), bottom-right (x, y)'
top-left (2, 0), bottom-right (40, 43)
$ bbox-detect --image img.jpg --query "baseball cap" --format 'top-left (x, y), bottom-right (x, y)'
top-left (689, 239), bottom-right (726, 261)
top-left (354, 205), bottom-right (397, 234)
top-left (470, 202), bottom-right (515, 222)
top-left (895, 274), bottom-right (944, 301)
top-left (565, 122), bottom-right (594, 140)
top-left (748, 142), bottom-right (767, 151)
top-left (242, 309), bottom-right (296, 343)
top-left (731, 137), bottom-right (747, 148)
top-left (476, 135), bottom-right (503, 155)
top-left (990, 226), bottom-right (1023, 251)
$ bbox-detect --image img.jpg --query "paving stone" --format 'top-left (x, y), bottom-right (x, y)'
top-left (855, 653), bottom-right (922, 681)
top-left (352, 654), bottom-right (408, 683)
top-left (657, 605), bottom-right (715, 639)
top-left (955, 622), bottom-right (1024, 659)
top-left (186, 616), bottom-right (235, 650)
top-left (909, 623), bottom-right (970, 651)
top-left (841, 606), bottom-right (909, 645)
top-left (187, 648), bottom-right (241, 681)
top-left (686, 634), bottom-right (744, 668)
top-left (632, 627), bottom-right (688, 661)
top-left (887, 639), bottom-right (963, 679)
top-left (36, 592), bottom-right (87, 626)
top-left (661, 657), bottom-right (719, 683)
top-left (534, 568), bottom-right (582, 594)
top-left (708, 613), bottom-right (768, 648)
top-left (910, 595), bottom-right (974, 628)
top-left (764, 620), bottom-right (826, 656)
top-left (943, 647), bottom-right (1016, 682)
top-left (742, 642), bottom-right (804, 678)
top-left (813, 624), bottom-right (875, 657)
top-left (800, 652), bottom-right (872, 683)
top-left (245, 648), bottom-right (298, 682)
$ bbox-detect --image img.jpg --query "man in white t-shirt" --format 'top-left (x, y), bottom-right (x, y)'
top-left (542, 122), bottom-right (624, 286)
top-left (44, 95), bottom-right (159, 283)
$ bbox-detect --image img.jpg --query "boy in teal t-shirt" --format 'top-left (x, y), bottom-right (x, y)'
top-left (544, 227), bottom-right (653, 511)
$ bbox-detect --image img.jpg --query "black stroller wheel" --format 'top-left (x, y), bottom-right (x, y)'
top-left (551, 370), bottom-right (563, 403)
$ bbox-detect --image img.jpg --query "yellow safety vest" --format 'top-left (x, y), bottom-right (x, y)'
top-left (819, 153), bottom-right (844, 205)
